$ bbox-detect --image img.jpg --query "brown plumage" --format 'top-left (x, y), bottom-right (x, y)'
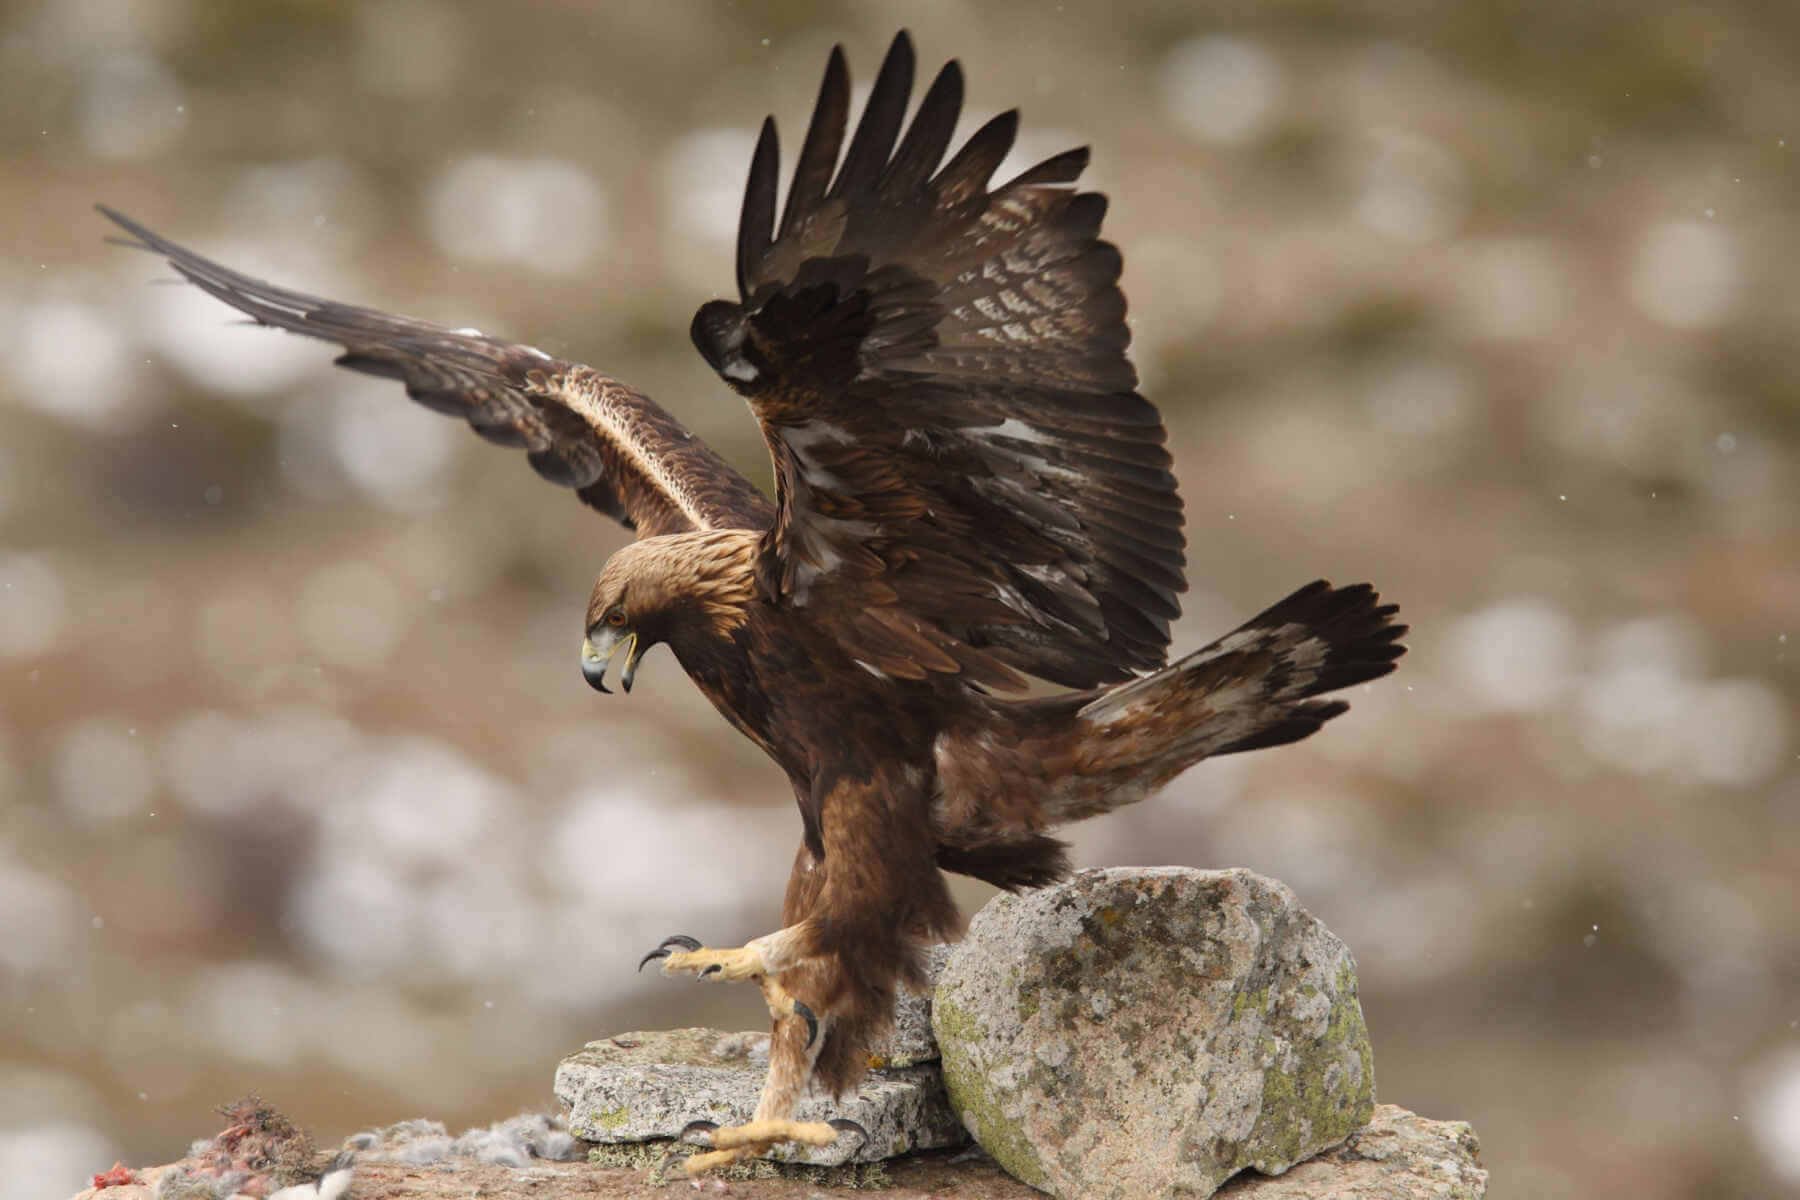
top-left (102, 30), bottom-right (1405, 1172)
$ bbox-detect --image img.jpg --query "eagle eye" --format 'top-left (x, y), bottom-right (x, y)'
top-left (605, 609), bottom-right (627, 628)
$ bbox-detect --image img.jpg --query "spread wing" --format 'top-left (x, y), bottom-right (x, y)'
top-left (692, 32), bottom-right (1185, 691)
top-left (100, 205), bottom-right (772, 539)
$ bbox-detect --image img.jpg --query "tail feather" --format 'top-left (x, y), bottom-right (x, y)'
top-left (1200, 579), bottom-right (1405, 755)
top-left (1209, 699), bottom-right (1350, 756)
top-left (1084, 580), bottom-right (1403, 721)
top-left (943, 579), bottom-right (1405, 858)
top-left (1059, 579), bottom-right (1405, 810)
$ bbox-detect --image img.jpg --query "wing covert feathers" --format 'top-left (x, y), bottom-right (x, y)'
top-left (713, 31), bottom-right (1188, 691)
top-left (100, 204), bottom-right (771, 539)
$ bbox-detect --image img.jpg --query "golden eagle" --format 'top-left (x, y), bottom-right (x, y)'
top-left (103, 31), bottom-right (1405, 1174)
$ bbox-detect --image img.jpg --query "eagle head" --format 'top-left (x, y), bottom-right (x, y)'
top-left (580, 532), bottom-right (758, 694)
top-left (581, 550), bottom-right (659, 695)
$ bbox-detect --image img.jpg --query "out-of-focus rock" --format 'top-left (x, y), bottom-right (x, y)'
top-left (553, 1027), bottom-right (966, 1165)
top-left (934, 867), bottom-right (1374, 1199)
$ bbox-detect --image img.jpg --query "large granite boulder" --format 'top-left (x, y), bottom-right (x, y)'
top-left (934, 867), bottom-right (1374, 1198)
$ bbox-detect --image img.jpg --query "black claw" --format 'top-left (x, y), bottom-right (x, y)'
top-left (827, 1118), bottom-right (868, 1144)
top-left (636, 934), bottom-right (703, 972)
top-left (700, 963), bottom-right (721, 978)
top-left (678, 1119), bottom-right (719, 1145)
top-left (793, 999), bottom-right (819, 1049)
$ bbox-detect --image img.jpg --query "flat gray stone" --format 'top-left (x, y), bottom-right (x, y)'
top-left (934, 868), bottom-right (1375, 1199)
top-left (1218, 1104), bottom-right (1487, 1198)
top-left (554, 1027), bottom-right (966, 1165)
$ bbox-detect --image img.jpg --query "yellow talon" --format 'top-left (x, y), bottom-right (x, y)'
top-left (757, 977), bottom-right (820, 1047)
top-left (710, 1119), bottom-right (840, 1150)
top-left (682, 1146), bottom-right (750, 1174)
top-left (758, 976), bottom-right (796, 1019)
top-left (680, 1120), bottom-right (847, 1175)
top-left (642, 936), bottom-right (818, 1046)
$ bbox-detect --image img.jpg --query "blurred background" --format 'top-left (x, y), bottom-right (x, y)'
top-left (3, 1), bottom-right (1797, 1196)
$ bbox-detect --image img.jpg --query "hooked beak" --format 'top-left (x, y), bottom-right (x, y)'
top-left (581, 627), bottom-right (642, 694)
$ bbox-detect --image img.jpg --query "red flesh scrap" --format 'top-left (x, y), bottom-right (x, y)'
top-left (91, 1163), bottom-right (137, 1189)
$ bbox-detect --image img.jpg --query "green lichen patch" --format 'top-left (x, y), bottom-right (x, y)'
top-left (1248, 957), bottom-right (1375, 1171)
top-left (1232, 983), bottom-right (1270, 1020)
top-left (933, 995), bottom-right (1048, 1190)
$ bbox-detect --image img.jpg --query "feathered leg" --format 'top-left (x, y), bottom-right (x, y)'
top-left (665, 770), bottom-right (958, 1175)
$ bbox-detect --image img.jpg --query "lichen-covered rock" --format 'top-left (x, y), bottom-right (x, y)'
top-left (554, 1027), bottom-right (966, 1165)
top-left (934, 867), bottom-right (1375, 1199)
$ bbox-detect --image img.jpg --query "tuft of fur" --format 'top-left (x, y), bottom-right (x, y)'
top-left (153, 1097), bottom-right (325, 1200)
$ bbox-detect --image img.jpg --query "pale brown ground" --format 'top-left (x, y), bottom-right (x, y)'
top-left (350, 1151), bottom-right (1036, 1200)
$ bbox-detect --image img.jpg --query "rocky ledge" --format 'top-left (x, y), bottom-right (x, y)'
top-left (69, 1103), bottom-right (1482, 1200)
top-left (72, 869), bottom-right (1487, 1199)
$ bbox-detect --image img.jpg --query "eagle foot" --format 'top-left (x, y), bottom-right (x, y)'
top-left (755, 975), bottom-right (820, 1049)
top-left (635, 933), bottom-right (702, 971)
top-left (677, 1118), bottom-right (867, 1175)
top-left (638, 935), bottom-right (819, 1047)
top-left (656, 940), bottom-right (765, 982)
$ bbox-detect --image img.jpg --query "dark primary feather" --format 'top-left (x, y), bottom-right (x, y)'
top-left (700, 31), bottom-right (1188, 691)
top-left (737, 118), bottom-right (779, 301)
top-left (829, 33), bottom-right (914, 203)
top-left (99, 204), bottom-right (771, 539)
top-left (780, 47), bottom-right (850, 240)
